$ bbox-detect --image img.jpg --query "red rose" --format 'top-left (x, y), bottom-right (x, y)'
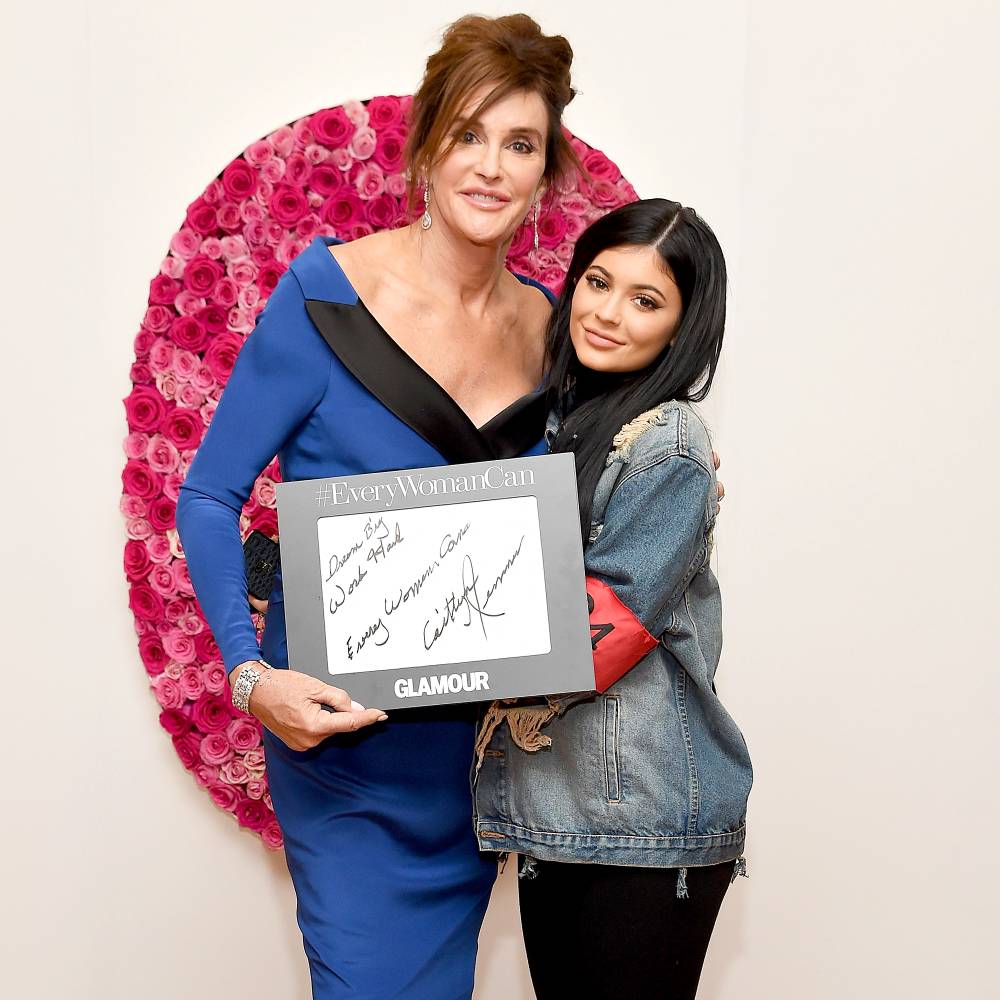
top-left (169, 315), bottom-right (209, 352)
top-left (269, 183), bottom-right (309, 226)
top-left (159, 708), bottom-right (192, 736)
top-left (186, 197), bottom-right (219, 236)
top-left (367, 96), bottom-right (403, 130)
top-left (149, 274), bottom-right (181, 306)
top-left (309, 162), bottom-right (343, 197)
top-left (250, 507), bottom-right (278, 537)
top-left (162, 407), bottom-right (204, 450)
top-left (147, 495), bottom-right (176, 532)
top-left (122, 459), bottom-right (163, 499)
top-left (321, 191), bottom-right (364, 229)
top-left (172, 732), bottom-right (202, 769)
top-left (130, 583), bottom-right (165, 622)
top-left (236, 798), bottom-right (270, 831)
top-left (365, 193), bottom-right (402, 229)
top-left (256, 261), bottom-right (284, 295)
top-left (139, 634), bottom-right (168, 675)
top-left (134, 330), bottom-right (155, 358)
top-left (203, 332), bottom-right (245, 383)
top-left (209, 783), bottom-right (241, 812)
top-left (221, 159), bottom-right (258, 201)
top-left (194, 631), bottom-right (221, 663)
top-left (183, 255), bottom-right (224, 297)
top-left (124, 385), bottom-right (167, 434)
top-left (130, 362), bottom-right (153, 385)
top-left (250, 245), bottom-right (274, 266)
top-left (124, 540), bottom-right (152, 581)
top-left (372, 128), bottom-right (405, 173)
top-left (583, 149), bottom-right (621, 182)
top-left (507, 224), bottom-right (533, 260)
top-left (196, 304), bottom-right (228, 335)
top-left (311, 107), bottom-right (353, 147)
top-left (192, 694), bottom-right (234, 733)
top-left (538, 212), bottom-right (568, 249)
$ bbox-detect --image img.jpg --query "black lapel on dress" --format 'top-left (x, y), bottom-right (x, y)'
top-left (305, 298), bottom-right (495, 464)
top-left (479, 390), bottom-right (549, 459)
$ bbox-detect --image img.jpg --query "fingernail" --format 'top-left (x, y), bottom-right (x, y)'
top-left (351, 700), bottom-right (365, 711)
top-left (378, 713), bottom-right (389, 722)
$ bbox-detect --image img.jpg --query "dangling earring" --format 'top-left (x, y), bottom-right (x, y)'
top-left (420, 183), bottom-right (432, 231)
top-left (533, 201), bottom-right (540, 251)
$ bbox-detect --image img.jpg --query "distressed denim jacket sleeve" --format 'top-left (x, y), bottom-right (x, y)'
top-left (584, 413), bottom-right (717, 642)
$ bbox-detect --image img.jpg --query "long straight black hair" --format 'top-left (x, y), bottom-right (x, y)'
top-left (546, 198), bottom-right (728, 540)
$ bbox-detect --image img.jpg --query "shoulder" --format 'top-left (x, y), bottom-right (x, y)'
top-left (512, 271), bottom-right (557, 309)
top-left (609, 401), bottom-right (715, 474)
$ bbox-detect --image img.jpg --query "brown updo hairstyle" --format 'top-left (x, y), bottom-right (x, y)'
top-left (404, 13), bottom-right (581, 211)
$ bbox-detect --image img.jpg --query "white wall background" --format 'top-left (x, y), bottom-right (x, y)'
top-left (3, 1), bottom-right (998, 996)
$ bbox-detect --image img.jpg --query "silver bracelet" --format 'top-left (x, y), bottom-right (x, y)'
top-left (232, 659), bottom-right (272, 714)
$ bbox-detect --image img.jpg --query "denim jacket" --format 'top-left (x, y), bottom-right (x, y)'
top-left (472, 401), bottom-right (753, 870)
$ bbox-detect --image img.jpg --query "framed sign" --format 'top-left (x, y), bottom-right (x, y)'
top-left (275, 454), bottom-right (594, 708)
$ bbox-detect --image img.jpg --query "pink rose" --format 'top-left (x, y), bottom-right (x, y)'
top-left (179, 664), bottom-right (206, 700)
top-left (583, 149), bottom-right (620, 182)
top-left (182, 255), bottom-right (224, 297)
top-left (280, 152), bottom-right (308, 187)
top-left (260, 157), bottom-right (285, 184)
top-left (148, 563), bottom-right (176, 598)
top-left (261, 820), bottom-right (284, 850)
top-left (293, 119), bottom-right (316, 148)
top-left (365, 194), bottom-right (401, 229)
top-left (540, 267), bottom-right (566, 293)
top-left (124, 540), bottom-right (152, 581)
top-left (372, 128), bottom-right (405, 173)
top-left (304, 143), bottom-right (330, 165)
top-left (275, 236), bottom-right (301, 267)
top-left (269, 125), bottom-right (295, 158)
top-left (508, 224), bottom-right (533, 260)
top-left (216, 202), bottom-right (242, 232)
top-left (296, 215), bottom-right (319, 241)
top-left (172, 732), bottom-right (202, 769)
top-left (197, 304), bottom-right (228, 335)
top-left (193, 694), bottom-right (233, 733)
top-left (147, 496), bottom-right (176, 533)
top-left (200, 237), bottom-right (223, 259)
top-left (226, 717), bottom-right (261, 752)
top-left (173, 290), bottom-right (206, 316)
top-left (140, 635), bottom-right (169, 675)
top-left (122, 460), bottom-right (162, 499)
top-left (202, 661), bottom-right (227, 695)
top-left (126, 517), bottom-right (153, 541)
top-left (130, 362), bottom-right (153, 385)
top-left (154, 675), bottom-right (183, 710)
top-left (343, 99), bottom-right (369, 128)
top-left (244, 139), bottom-right (273, 167)
top-left (253, 478), bottom-right (276, 507)
top-left (120, 493), bottom-right (147, 518)
top-left (134, 330), bottom-right (155, 358)
top-left (220, 759), bottom-right (250, 786)
top-left (171, 559), bottom-right (195, 597)
top-left (256, 261), bottom-right (284, 295)
top-left (311, 107), bottom-right (353, 147)
top-left (585, 177), bottom-right (620, 208)
top-left (162, 472), bottom-right (185, 503)
top-left (354, 163), bottom-right (385, 199)
top-left (563, 214), bottom-right (588, 243)
top-left (161, 407), bottom-right (204, 451)
top-left (170, 228), bottom-right (201, 259)
top-left (159, 708), bottom-right (191, 736)
top-left (164, 597), bottom-right (188, 624)
top-left (221, 235), bottom-right (250, 261)
top-left (367, 96), bottom-right (403, 130)
top-left (172, 349), bottom-right (200, 381)
top-left (142, 304), bottom-right (174, 334)
top-left (202, 332), bottom-right (244, 383)
top-left (148, 274), bottom-right (180, 306)
top-left (145, 533), bottom-right (172, 564)
top-left (200, 399), bottom-right (218, 425)
top-left (244, 747), bottom-right (266, 770)
top-left (309, 161), bottom-right (343, 197)
top-left (209, 783), bottom-right (240, 812)
top-left (222, 159), bottom-right (258, 201)
top-left (123, 431), bottom-right (149, 460)
top-left (186, 197), bottom-right (218, 236)
top-left (145, 435), bottom-right (179, 474)
top-left (236, 798), bottom-right (270, 831)
top-left (177, 611), bottom-right (204, 636)
top-left (328, 148), bottom-right (353, 171)
top-left (246, 779), bottom-right (267, 800)
top-left (165, 631), bottom-right (197, 665)
top-left (193, 763), bottom-right (217, 788)
top-left (538, 212), bottom-right (568, 249)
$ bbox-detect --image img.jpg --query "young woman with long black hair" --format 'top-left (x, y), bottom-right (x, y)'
top-left (474, 198), bottom-right (752, 1000)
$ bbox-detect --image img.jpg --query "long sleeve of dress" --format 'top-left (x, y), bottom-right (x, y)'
top-left (176, 269), bottom-right (332, 671)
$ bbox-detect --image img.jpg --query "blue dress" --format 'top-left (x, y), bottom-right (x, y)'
top-left (176, 236), bottom-right (552, 999)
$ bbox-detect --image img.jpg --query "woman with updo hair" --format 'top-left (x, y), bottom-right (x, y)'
top-left (177, 13), bottom-right (579, 999)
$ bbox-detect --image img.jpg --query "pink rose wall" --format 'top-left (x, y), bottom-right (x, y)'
top-left (120, 96), bottom-right (638, 848)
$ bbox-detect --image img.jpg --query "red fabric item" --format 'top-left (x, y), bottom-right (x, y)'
top-left (586, 576), bottom-right (659, 693)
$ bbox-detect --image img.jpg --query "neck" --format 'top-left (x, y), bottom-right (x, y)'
top-left (403, 221), bottom-right (512, 310)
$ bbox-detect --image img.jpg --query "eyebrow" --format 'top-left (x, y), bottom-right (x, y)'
top-left (589, 265), bottom-right (669, 297)
top-left (461, 120), bottom-right (544, 142)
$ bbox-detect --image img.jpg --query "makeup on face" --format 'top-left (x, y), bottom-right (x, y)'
top-left (569, 246), bottom-right (684, 374)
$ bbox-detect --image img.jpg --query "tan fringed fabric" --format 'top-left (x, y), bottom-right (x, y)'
top-left (473, 700), bottom-right (559, 769)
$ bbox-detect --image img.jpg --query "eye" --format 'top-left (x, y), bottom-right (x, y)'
top-left (585, 273), bottom-right (609, 291)
top-left (633, 295), bottom-right (658, 311)
top-left (458, 129), bottom-right (479, 144)
top-left (509, 139), bottom-right (535, 154)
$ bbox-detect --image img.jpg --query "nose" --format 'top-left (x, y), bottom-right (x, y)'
top-left (474, 141), bottom-right (502, 182)
top-left (594, 297), bottom-right (621, 327)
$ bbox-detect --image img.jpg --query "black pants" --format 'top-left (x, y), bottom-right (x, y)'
top-left (518, 858), bottom-right (735, 1000)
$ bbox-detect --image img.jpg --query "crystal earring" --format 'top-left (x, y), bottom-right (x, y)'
top-left (533, 202), bottom-right (540, 251)
top-left (421, 183), bottom-right (433, 231)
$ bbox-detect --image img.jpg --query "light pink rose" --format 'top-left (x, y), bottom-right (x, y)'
top-left (297, 214), bottom-right (320, 240)
top-left (246, 779), bottom-right (267, 800)
top-left (177, 384), bottom-right (204, 408)
top-left (120, 492), bottom-right (147, 518)
top-left (164, 630), bottom-right (197, 664)
top-left (170, 228), bottom-right (201, 259)
top-left (293, 119), bottom-right (315, 148)
top-left (343, 99), bottom-right (369, 128)
top-left (226, 717), bottom-right (261, 752)
top-left (217, 201), bottom-right (242, 231)
top-left (258, 178), bottom-right (274, 202)
top-left (243, 219), bottom-right (267, 246)
top-left (261, 820), bottom-right (284, 850)
top-left (154, 372), bottom-right (178, 400)
top-left (226, 308), bottom-right (252, 333)
top-left (236, 284), bottom-right (260, 312)
top-left (563, 214), bottom-right (588, 242)
top-left (269, 125), bottom-right (295, 158)
top-left (146, 435), bottom-right (180, 474)
top-left (220, 235), bottom-right (250, 261)
top-left (349, 126), bottom-right (376, 161)
top-left (229, 260), bottom-right (257, 288)
top-left (541, 267), bottom-right (565, 291)
top-left (145, 533), bottom-right (172, 564)
top-left (244, 139), bottom-right (273, 167)
top-left (193, 763), bottom-right (216, 788)
top-left (160, 255), bottom-right (184, 279)
top-left (162, 471), bottom-right (185, 503)
top-left (126, 516), bottom-right (153, 541)
top-left (260, 156), bottom-right (285, 184)
top-left (202, 662), bottom-right (227, 695)
top-left (154, 675), bottom-right (183, 710)
top-left (203, 178), bottom-right (225, 205)
top-left (241, 199), bottom-right (265, 223)
top-left (558, 192), bottom-right (590, 216)
top-left (329, 148), bottom-right (353, 171)
top-left (284, 152), bottom-right (310, 186)
top-left (163, 660), bottom-right (184, 680)
top-left (123, 431), bottom-right (149, 460)
top-left (220, 759), bottom-right (250, 785)
top-left (177, 612), bottom-right (204, 636)
top-left (172, 349), bottom-right (200, 382)
top-left (555, 241), bottom-right (574, 266)
top-left (200, 237), bottom-right (223, 260)
top-left (385, 173), bottom-right (407, 199)
top-left (148, 564), bottom-right (176, 598)
top-left (179, 664), bottom-right (206, 700)
top-left (171, 559), bottom-right (195, 596)
top-left (201, 733), bottom-right (234, 766)
top-left (304, 143), bottom-right (330, 165)
top-left (354, 163), bottom-right (385, 199)
top-left (141, 305), bottom-right (173, 334)
top-left (244, 747), bottom-right (266, 770)
top-left (173, 290), bottom-right (206, 317)
top-left (148, 338), bottom-right (175, 374)
top-left (200, 399), bottom-right (218, 425)
top-left (253, 478), bottom-right (276, 507)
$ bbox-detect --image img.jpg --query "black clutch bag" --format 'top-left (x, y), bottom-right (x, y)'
top-left (243, 530), bottom-right (280, 602)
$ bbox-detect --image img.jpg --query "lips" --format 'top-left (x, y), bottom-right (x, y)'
top-left (460, 188), bottom-right (510, 209)
top-left (583, 326), bottom-right (624, 348)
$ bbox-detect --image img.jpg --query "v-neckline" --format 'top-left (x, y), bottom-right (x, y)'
top-left (301, 239), bottom-right (549, 465)
top-left (320, 241), bottom-right (543, 432)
